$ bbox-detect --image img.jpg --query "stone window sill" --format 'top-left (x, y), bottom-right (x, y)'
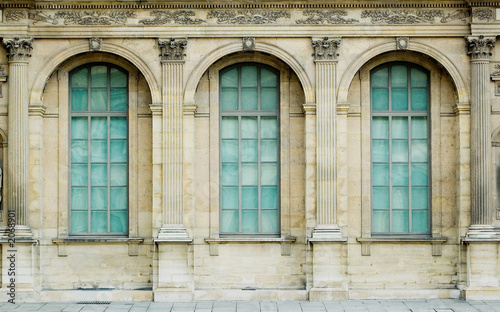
top-left (205, 236), bottom-right (296, 256)
top-left (356, 236), bottom-right (447, 256)
top-left (52, 237), bottom-right (144, 257)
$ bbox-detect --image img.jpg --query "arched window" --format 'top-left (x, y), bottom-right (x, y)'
top-left (69, 64), bottom-right (128, 235)
top-left (371, 63), bottom-right (430, 234)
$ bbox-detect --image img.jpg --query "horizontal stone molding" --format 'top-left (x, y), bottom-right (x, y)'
top-left (205, 236), bottom-right (296, 256)
top-left (52, 237), bottom-right (145, 257)
top-left (356, 237), bottom-right (447, 256)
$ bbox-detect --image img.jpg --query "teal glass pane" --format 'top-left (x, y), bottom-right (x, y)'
top-left (110, 211), bottom-right (127, 233)
top-left (392, 140), bottom-right (408, 162)
top-left (221, 88), bottom-right (238, 111)
top-left (71, 187), bottom-right (88, 210)
top-left (391, 65), bottom-right (408, 88)
top-left (392, 187), bottom-right (409, 209)
top-left (372, 187), bottom-right (389, 209)
top-left (412, 187), bottom-right (428, 209)
top-left (221, 187), bottom-right (238, 209)
top-left (71, 211), bottom-right (88, 233)
top-left (372, 89), bottom-right (389, 111)
top-left (372, 210), bottom-right (389, 233)
top-left (91, 141), bottom-right (107, 162)
top-left (261, 163), bottom-right (278, 185)
top-left (412, 210), bottom-right (429, 232)
top-left (261, 68), bottom-right (277, 87)
top-left (241, 117), bottom-right (257, 138)
top-left (111, 164), bottom-right (127, 186)
top-left (110, 68), bottom-right (127, 88)
top-left (221, 140), bottom-right (239, 162)
top-left (71, 164), bottom-right (88, 186)
top-left (241, 187), bottom-right (258, 209)
top-left (91, 164), bottom-right (107, 186)
top-left (110, 117), bottom-right (127, 139)
top-left (241, 88), bottom-right (258, 110)
top-left (392, 163), bottom-right (409, 186)
top-left (91, 187), bottom-right (107, 210)
top-left (91, 66), bottom-right (107, 87)
top-left (411, 117), bottom-right (428, 139)
top-left (372, 163), bottom-right (389, 186)
top-left (372, 117), bottom-right (389, 139)
top-left (110, 187), bottom-right (127, 210)
top-left (71, 141), bottom-right (88, 163)
top-left (261, 117), bottom-right (278, 139)
top-left (91, 211), bottom-right (107, 233)
top-left (241, 139), bottom-right (257, 162)
top-left (242, 163), bottom-right (258, 186)
top-left (221, 210), bottom-right (239, 232)
top-left (411, 140), bottom-right (428, 162)
top-left (392, 210), bottom-right (409, 232)
top-left (261, 140), bottom-right (278, 162)
top-left (261, 186), bottom-right (278, 209)
top-left (91, 89), bottom-right (107, 111)
top-left (392, 117), bottom-right (408, 139)
top-left (221, 117), bottom-right (238, 139)
top-left (71, 68), bottom-right (88, 88)
top-left (221, 68), bottom-right (238, 88)
top-left (71, 117), bottom-right (88, 140)
top-left (110, 140), bottom-right (127, 163)
top-left (221, 163), bottom-right (238, 185)
top-left (412, 164), bottom-right (428, 186)
top-left (242, 210), bottom-right (258, 232)
top-left (71, 89), bottom-right (88, 111)
top-left (262, 209), bottom-right (278, 233)
top-left (371, 67), bottom-right (388, 88)
top-left (411, 88), bottom-right (428, 111)
top-left (261, 88), bottom-right (277, 111)
top-left (110, 88), bottom-right (127, 111)
top-left (411, 67), bottom-right (427, 88)
top-left (241, 66), bottom-right (257, 87)
top-left (392, 89), bottom-right (408, 111)
top-left (91, 117), bottom-right (107, 139)
top-left (372, 139), bottom-right (389, 162)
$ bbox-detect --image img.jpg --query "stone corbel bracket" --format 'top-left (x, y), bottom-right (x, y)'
top-left (204, 237), bottom-right (296, 257)
top-left (52, 237), bottom-right (145, 257)
top-left (356, 237), bottom-right (447, 257)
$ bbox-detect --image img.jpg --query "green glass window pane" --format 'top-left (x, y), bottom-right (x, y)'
top-left (110, 211), bottom-right (127, 233)
top-left (241, 66), bottom-right (257, 87)
top-left (221, 210), bottom-right (239, 232)
top-left (242, 210), bottom-right (258, 233)
top-left (111, 88), bottom-right (127, 111)
top-left (372, 117), bottom-right (389, 139)
top-left (241, 88), bottom-right (258, 110)
top-left (411, 88), bottom-right (428, 111)
top-left (71, 187), bottom-right (88, 210)
top-left (91, 117), bottom-right (107, 139)
top-left (71, 68), bottom-right (88, 88)
top-left (372, 163), bottom-right (389, 186)
top-left (91, 187), bottom-right (107, 210)
top-left (392, 187), bottom-right (409, 209)
top-left (412, 164), bottom-right (428, 186)
top-left (411, 117), bottom-right (428, 139)
top-left (221, 140), bottom-right (239, 162)
top-left (242, 163), bottom-right (258, 185)
top-left (110, 140), bottom-right (127, 163)
top-left (110, 68), bottom-right (127, 88)
top-left (91, 89), bottom-right (107, 111)
top-left (111, 164), bottom-right (127, 186)
top-left (261, 140), bottom-right (278, 162)
top-left (392, 140), bottom-right (408, 162)
top-left (372, 89), bottom-right (389, 111)
top-left (261, 117), bottom-right (277, 139)
top-left (242, 187), bottom-right (258, 209)
top-left (392, 210), bottom-right (409, 233)
top-left (91, 211), bottom-right (107, 233)
top-left (372, 139), bottom-right (389, 162)
top-left (241, 117), bottom-right (258, 139)
top-left (91, 164), bottom-right (107, 186)
top-left (221, 187), bottom-right (238, 209)
top-left (261, 68), bottom-right (277, 87)
top-left (371, 67), bottom-right (388, 88)
top-left (110, 117), bottom-right (127, 139)
top-left (221, 163), bottom-right (238, 185)
top-left (411, 67), bottom-right (427, 88)
top-left (392, 163), bottom-right (409, 186)
top-left (261, 88), bottom-right (277, 111)
top-left (91, 66), bottom-right (107, 87)
top-left (391, 65), bottom-right (408, 88)
top-left (412, 187), bottom-right (428, 209)
top-left (411, 140), bottom-right (428, 162)
top-left (221, 117), bottom-right (238, 139)
top-left (262, 209), bottom-right (279, 233)
top-left (71, 117), bottom-right (88, 140)
top-left (241, 139), bottom-right (257, 162)
top-left (391, 89), bottom-right (408, 111)
top-left (71, 141), bottom-right (88, 163)
top-left (372, 210), bottom-right (389, 233)
top-left (71, 89), bottom-right (88, 111)
top-left (372, 187), bottom-right (389, 209)
top-left (221, 88), bottom-right (238, 111)
top-left (221, 68), bottom-right (238, 88)
top-left (71, 164), bottom-right (88, 186)
top-left (261, 186), bottom-right (278, 209)
top-left (261, 163), bottom-right (278, 185)
top-left (71, 211), bottom-right (88, 233)
top-left (110, 187), bottom-right (127, 210)
top-left (91, 141), bottom-right (107, 162)
top-left (412, 210), bottom-right (429, 232)
top-left (392, 117), bottom-right (408, 139)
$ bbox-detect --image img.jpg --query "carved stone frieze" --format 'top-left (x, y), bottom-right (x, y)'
top-left (89, 38), bottom-right (102, 51)
top-left (440, 10), bottom-right (470, 23)
top-left (207, 10), bottom-right (290, 24)
top-left (0, 66), bottom-right (7, 99)
top-left (158, 38), bottom-right (187, 62)
top-left (139, 10), bottom-right (204, 25)
top-left (491, 64), bottom-right (500, 78)
top-left (296, 10), bottom-right (358, 24)
top-left (2, 37), bottom-right (33, 63)
top-left (54, 11), bottom-right (136, 25)
top-left (396, 36), bottom-right (409, 50)
top-left (243, 37), bottom-right (255, 51)
top-left (312, 37), bottom-right (341, 61)
top-left (5, 10), bottom-right (26, 22)
top-left (361, 10), bottom-right (444, 24)
top-left (472, 8), bottom-right (493, 21)
top-left (467, 35), bottom-right (495, 61)
top-left (28, 11), bottom-right (58, 25)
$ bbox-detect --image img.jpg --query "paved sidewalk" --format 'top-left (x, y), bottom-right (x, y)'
top-left (0, 300), bottom-right (500, 312)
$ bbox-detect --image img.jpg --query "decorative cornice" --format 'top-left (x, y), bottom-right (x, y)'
top-left (467, 35), bottom-right (495, 61)
top-left (207, 10), bottom-right (290, 24)
top-left (2, 37), bottom-right (33, 63)
top-left (158, 38), bottom-right (187, 62)
top-left (312, 37), bottom-right (341, 61)
top-left (139, 10), bottom-right (204, 25)
top-left (361, 9), bottom-right (444, 24)
top-left (243, 37), bottom-right (255, 51)
top-left (89, 37), bottom-right (102, 51)
top-left (54, 10), bottom-right (136, 25)
top-left (296, 10), bottom-right (358, 24)
top-left (396, 36), bottom-right (410, 50)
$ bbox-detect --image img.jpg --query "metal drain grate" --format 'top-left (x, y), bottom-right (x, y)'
top-left (76, 301), bottom-right (111, 304)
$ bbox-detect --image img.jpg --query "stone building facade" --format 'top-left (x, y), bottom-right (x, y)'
top-left (0, 0), bottom-right (499, 303)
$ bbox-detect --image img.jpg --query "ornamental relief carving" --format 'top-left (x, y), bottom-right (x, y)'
top-left (467, 35), bottom-right (495, 61)
top-left (55, 11), bottom-right (136, 25)
top-left (296, 10), bottom-right (358, 24)
top-left (5, 10), bottom-right (26, 22)
top-left (472, 8), bottom-right (493, 21)
top-left (2, 37), bottom-right (33, 62)
top-left (207, 10), bottom-right (290, 24)
top-left (28, 11), bottom-right (58, 25)
top-left (158, 38), bottom-right (187, 61)
top-left (312, 37), bottom-right (341, 61)
top-left (139, 10), bottom-right (204, 25)
top-left (361, 10), bottom-right (444, 24)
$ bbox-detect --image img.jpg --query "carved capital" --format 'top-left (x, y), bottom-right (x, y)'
top-left (158, 38), bottom-right (187, 62)
top-left (312, 37), bottom-right (341, 61)
top-left (467, 35), bottom-right (495, 61)
top-left (2, 37), bottom-right (33, 62)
